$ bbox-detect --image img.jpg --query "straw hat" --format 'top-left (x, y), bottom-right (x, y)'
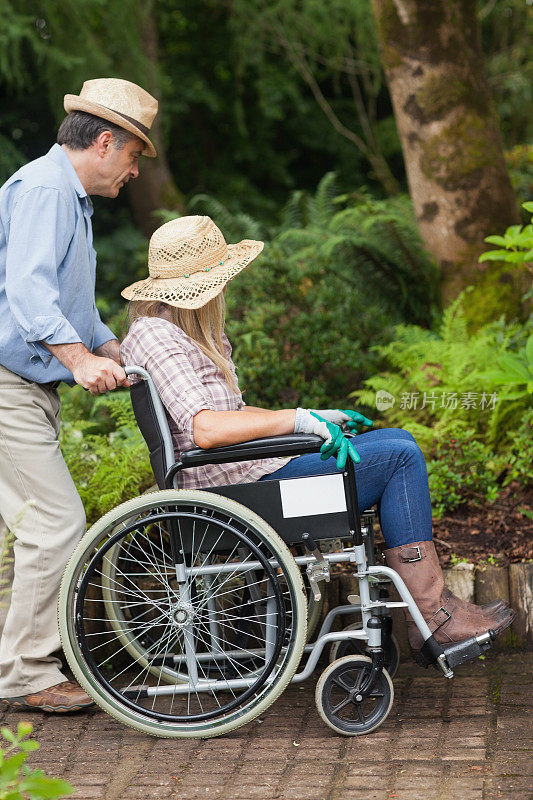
top-left (64, 78), bottom-right (158, 158)
top-left (121, 216), bottom-right (264, 309)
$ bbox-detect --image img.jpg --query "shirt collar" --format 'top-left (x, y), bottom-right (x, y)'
top-left (46, 143), bottom-right (89, 200)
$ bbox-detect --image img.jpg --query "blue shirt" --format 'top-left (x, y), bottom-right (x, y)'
top-left (0, 143), bottom-right (115, 383)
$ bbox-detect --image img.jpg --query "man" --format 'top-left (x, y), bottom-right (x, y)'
top-left (0, 78), bottom-right (158, 712)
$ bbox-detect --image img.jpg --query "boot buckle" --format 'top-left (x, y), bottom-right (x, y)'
top-left (404, 545), bottom-right (423, 562)
top-left (429, 606), bottom-right (452, 632)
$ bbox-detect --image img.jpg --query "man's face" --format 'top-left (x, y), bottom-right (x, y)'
top-left (97, 136), bottom-right (143, 198)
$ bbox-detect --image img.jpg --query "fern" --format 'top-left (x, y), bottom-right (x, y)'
top-left (351, 291), bottom-right (531, 457)
top-left (309, 171), bottom-right (338, 227)
top-left (279, 189), bottom-right (307, 231)
top-left (275, 182), bottom-right (438, 327)
top-left (188, 194), bottom-right (266, 240)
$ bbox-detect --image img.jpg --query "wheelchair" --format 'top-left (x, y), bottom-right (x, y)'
top-left (58, 366), bottom-right (496, 739)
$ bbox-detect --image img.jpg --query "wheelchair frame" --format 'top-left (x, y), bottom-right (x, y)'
top-left (58, 366), bottom-right (496, 738)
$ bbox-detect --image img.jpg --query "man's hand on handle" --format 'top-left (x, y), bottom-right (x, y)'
top-left (44, 341), bottom-right (130, 394)
top-left (72, 353), bottom-right (130, 394)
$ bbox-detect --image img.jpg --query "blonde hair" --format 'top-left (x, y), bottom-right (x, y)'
top-left (128, 293), bottom-right (238, 393)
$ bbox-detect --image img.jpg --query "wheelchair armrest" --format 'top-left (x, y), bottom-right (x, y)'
top-left (179, 433), bottom-right (324, 469)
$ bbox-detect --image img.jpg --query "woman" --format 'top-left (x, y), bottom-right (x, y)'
top-left (121, 215), bottom-right (514, 653)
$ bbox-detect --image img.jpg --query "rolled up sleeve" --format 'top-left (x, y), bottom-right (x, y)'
top-left (126, 321), bottom-right (215, 436)
top-left (5, 186), bottom-right (82, 365)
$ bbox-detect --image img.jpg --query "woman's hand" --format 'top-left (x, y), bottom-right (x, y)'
top-left (309, 408), bottom-right (373, 433)
top-left (294, 408), bottom-right (361, 469)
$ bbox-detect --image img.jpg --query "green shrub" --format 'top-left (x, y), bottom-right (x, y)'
top-left (93, 220), bottom-right (148, 317)
top-left (351, 290), bottom-right (532, 516)
top-left (195, 174), bottom-right (440, 409)
top-left (351, 291), bottom-right (531, 455)
top-left (59, 388), bottom-right (153, 525)
top-left (498, 406), bottom-right (533, 486)
top-left (427, 432), bottom-right (501, 518)
top-left (0, 723), bottom-right (73, 800)
top-left (427, 413), bottom-right (532, 519)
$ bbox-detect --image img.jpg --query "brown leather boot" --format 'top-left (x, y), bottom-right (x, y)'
top-left (1, 681), bottom-right (95, 713)
top-left (384, 541), bottom-right (515, 651)
top-left (480, 598), bottom-right (508, 614)
top-left (441, 587), bottom-right (509, 617)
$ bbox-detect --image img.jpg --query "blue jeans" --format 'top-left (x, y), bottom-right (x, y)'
top-left (259, 428), bottom-right (433, 549)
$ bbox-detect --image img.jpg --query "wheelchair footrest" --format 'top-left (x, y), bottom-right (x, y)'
top-left (442, 630), bottom-right (495, 669)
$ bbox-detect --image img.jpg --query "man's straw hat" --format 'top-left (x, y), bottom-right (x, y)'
top-left (64, 78), bottom-right (158, 157)
top-left (121, 216), bottom-right (264, 309)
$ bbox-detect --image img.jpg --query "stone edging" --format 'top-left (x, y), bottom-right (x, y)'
top-left (445, 561), bottom-right (533, 650)
top-left (325, 562), bottom-right (533, 657)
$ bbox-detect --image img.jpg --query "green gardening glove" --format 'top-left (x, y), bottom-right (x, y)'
top-left (309, 412), bottom-right (361, 469)
top-left (294, 408), bottom-right (362, 469)
top-left (309, 408), bottom-right (373, 433)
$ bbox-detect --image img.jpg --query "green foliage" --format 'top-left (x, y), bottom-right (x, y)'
top-left (481, 333), bottom-right (533, 399)
top-left (59, 388), bottom-right (153, 525)
top-left (505, 145), bottom-right (533, 209)
top-left (351, 290), bottom-right (532, 516)
top-left (279, 175), bottom-right (438, 325)
top-left (500, 407), bottom-right (533, 487)
top-left (481, 0), bottom-right (533, 146)
top-left (427, 433), bottom-right (501, 519)
top-left (479, 201), bottom-right (533, 283)
top-left (352, 291), bottom-right (531, 452)
top-left (0, 723), bottom-right (72, 800)
top-left (0, 2), bottom-right (75, 93)
top-left (215, 174), bottom-right (438, 408)
top-left (188, 195), bottom-right (266, 241)
top-left (426, 411), bottom-right (532, 520)
top-left (229, 0), bottom-right (402, 195)
top-left (94, 220), bottom-right (148, 317)
top-left (449, 553), bottom-right (469, 567)
top-left (0, 132), bottom-right (26, 185)
top-left (0, 0), bottom-right (149, 114)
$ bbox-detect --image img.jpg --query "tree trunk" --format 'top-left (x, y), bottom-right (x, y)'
top-left (371, 0), bottom-right (524, 325)
top-left (127, 4), bottom-right (186, 237)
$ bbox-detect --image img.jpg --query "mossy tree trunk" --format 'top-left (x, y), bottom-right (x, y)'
top-left (371, 0), bottom-right (524, 324)
top-left (127, 4), bottom-right (186, 237)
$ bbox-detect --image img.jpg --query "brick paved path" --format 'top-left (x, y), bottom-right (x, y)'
top-left (1, 652), bottom-right (531, 800)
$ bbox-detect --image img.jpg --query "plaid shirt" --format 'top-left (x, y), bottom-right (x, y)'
top-left (120, 316), bottom-right (287, 489)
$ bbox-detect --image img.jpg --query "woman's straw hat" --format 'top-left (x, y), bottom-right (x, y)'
top-left (121, 216), bottom-right (264, 309)
top-left (64, 78), bottom-right (158, 158)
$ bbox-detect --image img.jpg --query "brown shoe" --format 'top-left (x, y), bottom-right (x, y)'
top-left (384, 541), bottom-right (515, 651)
top-left (1, 681), bottom-right (95, 714)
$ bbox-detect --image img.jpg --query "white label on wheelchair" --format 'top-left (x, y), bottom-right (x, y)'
top-left (279, 474), bottom-right (347, 518)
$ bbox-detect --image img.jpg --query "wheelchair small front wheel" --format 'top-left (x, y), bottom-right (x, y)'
top-left (315, 655), bottom-right (394, 736)
top-left (329, 622), bottom-right (400, 678)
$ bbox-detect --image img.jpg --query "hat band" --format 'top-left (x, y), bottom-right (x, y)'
top-left (112, 110), bottom-right (150, 137)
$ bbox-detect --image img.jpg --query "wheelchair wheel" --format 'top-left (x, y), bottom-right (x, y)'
top-left (329, 622), bottom-right (400, 678)
top-left (306, 592), bottom-right (324, 641)
top-left (315, 655), bottom-right (394, 736)
top-left (101, 531), bottom-right (324, 680)
top-left (59, 489), bottom-right (307, 738)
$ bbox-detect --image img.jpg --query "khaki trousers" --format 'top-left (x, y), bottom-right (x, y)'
top-left (0, 365), bottom-right (85, 696)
